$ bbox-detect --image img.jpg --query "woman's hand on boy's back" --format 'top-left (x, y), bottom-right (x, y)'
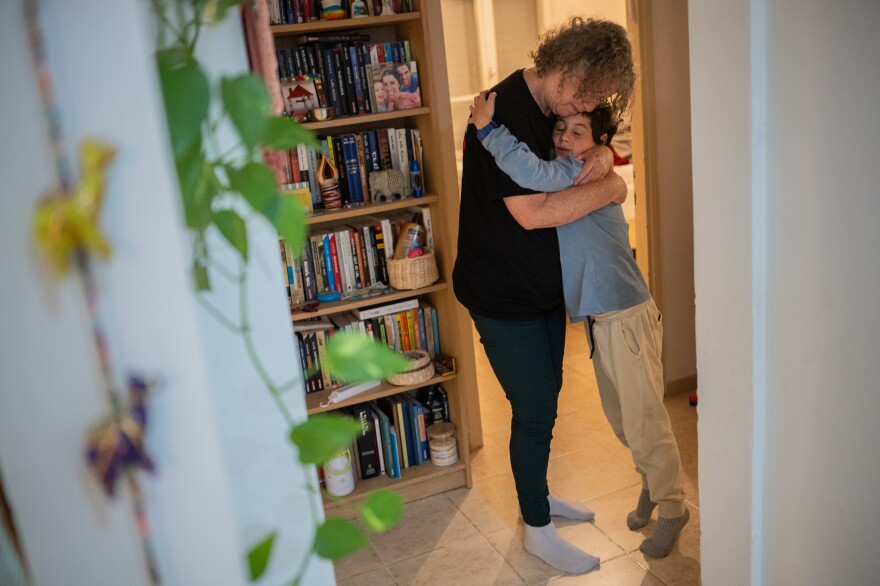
top-left (574, 145), bottom-right (613, 184)
top-left (468, 91), bottom-right (497, 130)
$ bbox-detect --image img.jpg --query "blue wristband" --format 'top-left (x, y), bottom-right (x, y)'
top-left (476, 121), bottom-right (499, 141)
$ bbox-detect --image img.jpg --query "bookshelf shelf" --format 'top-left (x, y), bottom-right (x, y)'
top-left (263, 1), bottom-right (478, 511)
top-left (322, 459), bottom-right (466, 519)
top-left (300, 106), bottom-right (430, 132)
top-left (305, 373), bottom-right (457, 415)
top-left (291, 281), bottom-right (447, 321)
top-left (305, 194), bottom-right (439, 225)
top-left (271, 13), bottom-right (421, 37)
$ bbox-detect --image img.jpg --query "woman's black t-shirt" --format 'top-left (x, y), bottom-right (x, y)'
top-left (452, 70), bottom-right (563, 320)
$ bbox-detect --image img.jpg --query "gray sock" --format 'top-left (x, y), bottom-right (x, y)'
top-left (523, 521), bottom-right (600, 574)
top-left (639, 508), bottom-right (690, 558)
top-left (626, 488), bottom-right (657, 530)
top-left (548, 494), bottom-right (595, 522)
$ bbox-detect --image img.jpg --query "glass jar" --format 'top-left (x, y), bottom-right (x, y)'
top-left (427, 422), bottom-right (458, 467)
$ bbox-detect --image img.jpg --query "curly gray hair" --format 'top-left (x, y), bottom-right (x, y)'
top-left (531, 17), bottom-right (635, 124)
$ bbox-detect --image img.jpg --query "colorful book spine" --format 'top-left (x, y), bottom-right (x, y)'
top-left (341, 134), bottom-right (364, 203)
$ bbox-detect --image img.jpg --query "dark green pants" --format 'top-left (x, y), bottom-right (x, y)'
top-left (470, 307), bottom-right (566, 527)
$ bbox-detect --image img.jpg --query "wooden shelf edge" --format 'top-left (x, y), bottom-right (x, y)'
top-left (322, 460), bottom-right (466, 518)
top-left (305, 194), bottom-right (439, 225)
top-left (291, 281), bottom-right (447, 322)
top-left (306, 372), bottom-right (457, 414)
top-left (300, 107), bottom-right (430, 132)
top-left (272, 12), bottom-right (421, 37)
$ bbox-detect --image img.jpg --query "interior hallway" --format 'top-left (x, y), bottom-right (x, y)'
top-left (336, 322), bottom-right (701, 585)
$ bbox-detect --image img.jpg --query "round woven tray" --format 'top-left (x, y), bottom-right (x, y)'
top-left (387, 249), bottom-right (439, 290)
top-left (388, 350), bottom-right (435, 386)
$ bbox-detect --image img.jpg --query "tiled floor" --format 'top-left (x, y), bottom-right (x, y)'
top-left (336, 322), bottom-right (700, 585)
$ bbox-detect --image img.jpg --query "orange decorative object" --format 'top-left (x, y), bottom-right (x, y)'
top-left (317, 154), bottom-right (342, 209)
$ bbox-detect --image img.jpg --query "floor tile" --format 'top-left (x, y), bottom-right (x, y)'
top-left (387, 533), bottom-right (525, 585)
top-left (586, 484), bottom-right (650, 553)
top-left (368, 493), bottom-right (481, 564)
top-left (469, 427), bottom-right (513, 482)
top-left (547, 446), bottom-right (642, 504)
top-left (336, 566), bottom-right (398, 585)
top-left (445, 471), bottom-right (521, 534)
top-left (333, 540), bottom-right (385, 581)
top-left (547, 555), bottom-right (665, 585)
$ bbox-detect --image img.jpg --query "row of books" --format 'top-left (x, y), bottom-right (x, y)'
top-left (279, 206), bottom-right (433, 305)
top-left (278, 38), bottom-right (422, 119)
top-left (345, 385), bottom-right (450, 481)
top-left (281, 127), bottom-right (424, 210)
top-left (269, 0), bottom-right (413, 26)
top-left (293, 296), bottom-right (440, 393)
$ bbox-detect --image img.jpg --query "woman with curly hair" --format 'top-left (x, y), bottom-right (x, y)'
top-left (453, 17), bottom-right (642, 574)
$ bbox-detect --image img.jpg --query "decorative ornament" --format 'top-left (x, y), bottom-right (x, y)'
top-left (317, 154), bottom-right (342, 209)
top-left (320, 0), bottom-right (346, 20)
top-left (33, 139), bottom-right (115, 275)
top-left (86, 375), bottom-right (157, 496)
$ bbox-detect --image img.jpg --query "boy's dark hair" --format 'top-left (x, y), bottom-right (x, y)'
top-left (582, 104), bottom-right (618, 146)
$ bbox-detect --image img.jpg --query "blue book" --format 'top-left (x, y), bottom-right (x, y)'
top-left (321, 233), bottom-right (337, 293)
top-left (364, 130), bottom-right (381, 173)
top-left (399, 396), bottom-right (417, 466)
top-left (388, 425), bottom-right (400, 478)
top-left (416, 308), bottom-right (428, 352)
top-left (320, 48), bottom-right (342, 113)
top-left (431, 306), bottom-right (440, 355)
top-left (348, 45), bottom-right (366, 114)
top-left (341, 134), bottom-right (364, 203)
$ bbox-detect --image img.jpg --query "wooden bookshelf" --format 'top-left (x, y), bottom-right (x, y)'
top-left (305, 373), bottom-right (458, 415)
top-left (291, 280), bottom-right (447, 321)
top-left (271, 1), bottom-right (478, 510)
top-left (305, 193), bottom-right (439, 225)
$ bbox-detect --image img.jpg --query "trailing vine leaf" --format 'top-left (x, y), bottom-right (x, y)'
top-left (267, 195), bottom-right (307, 252)
top-left (360, 489), bottom-right (403, 533)
top-left (176, 141), bottom-right (215, 231)
top-left (158, 61), bottom-right (210, 157)
top-left (289, 414), bottom-right (361, 465)
top-left (313, 518), bottom-right (368, 560)
top-left (213, 209), bottom-right (248, 260)
top-left (227, 162), bottom-right (277, 212)
top-left (221, 74), bottom-right (271, 151)
top-left (324, 333), bottom-right (409, 383)
top-left (262, 117), bottom-right (320, 151)
top-left (247, 530), bottom-right (277, 581)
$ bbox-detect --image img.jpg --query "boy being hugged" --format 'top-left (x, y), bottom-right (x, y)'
top-left (470, 91), bottom-right (689, 558)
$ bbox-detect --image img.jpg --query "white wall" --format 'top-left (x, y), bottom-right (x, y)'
top-left (690, 1), bottom-right (880, 584)
top-left (0, 1), bottom-right (331, 584)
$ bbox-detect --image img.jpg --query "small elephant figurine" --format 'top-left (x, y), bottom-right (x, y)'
top-left (369, 169), bottom-right (408, 202)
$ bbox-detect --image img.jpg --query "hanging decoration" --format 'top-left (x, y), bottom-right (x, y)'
top-left (23, 0), bottom-right (161, 583)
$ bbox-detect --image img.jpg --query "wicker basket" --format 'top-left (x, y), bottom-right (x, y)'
top-left (387, 248), bottom-right (439, 290)
top-left (388, 350), bottom-right (435, 386)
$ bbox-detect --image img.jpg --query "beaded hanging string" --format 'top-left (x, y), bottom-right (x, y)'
top-left (23, 0), bottom-right (161, 582)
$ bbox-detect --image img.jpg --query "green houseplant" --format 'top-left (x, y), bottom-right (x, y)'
top-left (150, 0), bottom-right (406, 582)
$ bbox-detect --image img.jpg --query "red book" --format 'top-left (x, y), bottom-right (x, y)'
top-left (328, 233), bottom-right (343, 293)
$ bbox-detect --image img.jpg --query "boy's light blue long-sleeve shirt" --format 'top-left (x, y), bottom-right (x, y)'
top-left (479, 124), bottom-right (649, 319)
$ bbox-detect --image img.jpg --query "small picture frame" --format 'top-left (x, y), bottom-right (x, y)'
top-left (280, 77), bottom-right (320, 122)
top-left (368, 61), bottom-right (422, 112)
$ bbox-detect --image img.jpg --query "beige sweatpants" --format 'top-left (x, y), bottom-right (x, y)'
top-left (586, 298), bottom-right (686, 518)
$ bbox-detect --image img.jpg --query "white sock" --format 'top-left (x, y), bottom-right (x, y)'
top-left (523, 521), bottom-right (600, 574)
top-left (548, 494), bottom-right (595, 522)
